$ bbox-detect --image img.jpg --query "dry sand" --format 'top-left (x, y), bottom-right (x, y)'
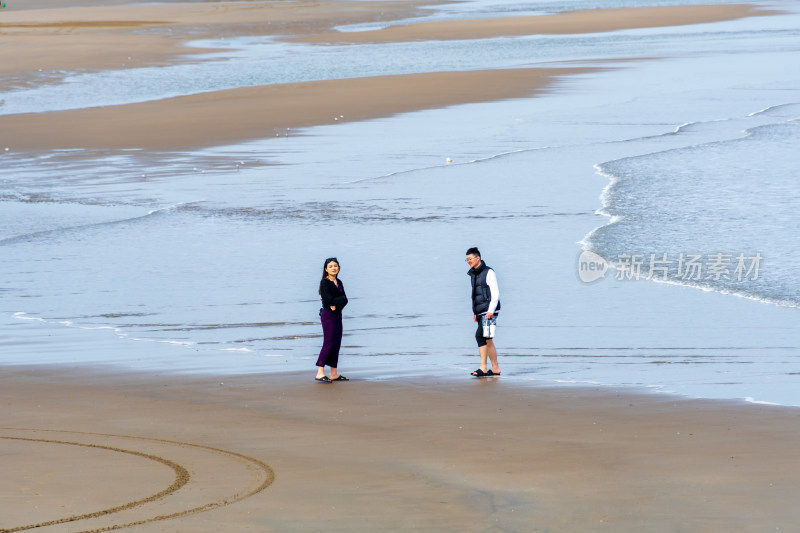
top-left (2, 367), bottom-right (800, 532)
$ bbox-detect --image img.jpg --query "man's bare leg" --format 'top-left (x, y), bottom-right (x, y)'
top-left (478, 344), bottom-right (489, 373)
top-left (486, 339), bottom-right (500, 374)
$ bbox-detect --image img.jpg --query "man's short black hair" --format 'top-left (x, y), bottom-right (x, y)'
top-left (466, 247), bottom-right (481, 257)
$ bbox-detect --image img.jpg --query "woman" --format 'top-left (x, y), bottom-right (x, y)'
top-left (316, 257), bottom-right (349, 383)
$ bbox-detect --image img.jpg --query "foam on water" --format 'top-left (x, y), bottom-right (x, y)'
top-left (588, 108), bottom-right (800, 308)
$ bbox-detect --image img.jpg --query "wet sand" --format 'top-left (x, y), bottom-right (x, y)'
top-left (0, 2), bottom-right (779, 151)
top-left (0, 67), bottom-right (600, 151)
top-left (2, 367), bottom-right (800, 532)
top-left (0, 1), bottom-right (432, 82)
top-left (298, 4), bottom-right (778, 44)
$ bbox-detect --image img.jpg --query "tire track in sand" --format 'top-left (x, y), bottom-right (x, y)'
top-left (0, 428), bottom-right (275, 532)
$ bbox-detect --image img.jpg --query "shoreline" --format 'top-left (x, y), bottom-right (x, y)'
top-left (0, 3), bottom-right (781, 152)
top-left (3, 365), bottom-right (800, 531)
top-left (0, 67), bottom-right (602, 151)
top-left (296, 4), bottom-right (780, 44)
top-left (0, 1), bottom-right (435, 85)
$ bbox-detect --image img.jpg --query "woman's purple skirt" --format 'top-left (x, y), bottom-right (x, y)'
top-left (316, 308), bottom-right (343, 368)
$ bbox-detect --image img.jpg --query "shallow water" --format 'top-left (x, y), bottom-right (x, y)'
top-left (2, 1), bottom-right (800, 405)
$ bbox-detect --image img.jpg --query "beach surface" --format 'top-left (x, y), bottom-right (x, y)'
top-left (3, 1), bottom-right (800, 531)
top-left (3, 367), bottom-right (800, 532)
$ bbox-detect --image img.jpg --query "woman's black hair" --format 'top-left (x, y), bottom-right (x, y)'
top-left (319, 257), bottom-right (339, 295)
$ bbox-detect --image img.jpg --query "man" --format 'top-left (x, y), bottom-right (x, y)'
top-left (466, 247), bottom-right (501, 377)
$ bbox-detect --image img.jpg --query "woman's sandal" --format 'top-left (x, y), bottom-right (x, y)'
top-left (315, 376), bottom-right (331, 383)
top-left (331, 376), bottom-right (349, 381)
top-left (471, 369), bottom-right (487, 377)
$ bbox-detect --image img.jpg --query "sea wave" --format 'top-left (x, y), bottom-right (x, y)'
top-left (584, 107), bottom-right (800, 308)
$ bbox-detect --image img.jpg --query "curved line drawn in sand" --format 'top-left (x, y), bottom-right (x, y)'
top-left (0, 435), bottom-right (189, 531)
top-left (0, 428), bottom-right (275, 533)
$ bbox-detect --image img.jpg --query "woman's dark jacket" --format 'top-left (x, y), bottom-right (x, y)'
top-left (320, 278), bottom-right (348, 313)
